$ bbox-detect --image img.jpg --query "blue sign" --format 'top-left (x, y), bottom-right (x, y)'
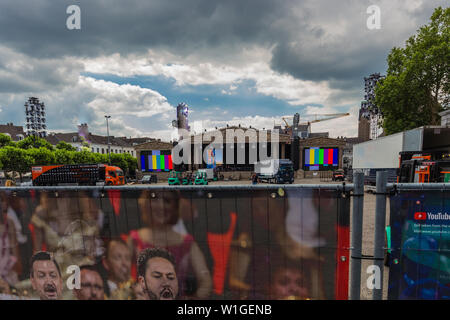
top-left (388, 191), bottom-right (450, 299)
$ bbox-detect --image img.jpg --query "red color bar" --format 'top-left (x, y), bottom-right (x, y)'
top-left (168, 155), bottom-right (173, 170)
top-left (327, 149), bottom-right (333, 164)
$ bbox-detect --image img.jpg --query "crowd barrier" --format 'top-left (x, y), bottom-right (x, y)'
top-left (0, 185), bottom-right (351, 300)
top-left (386, 183), bottom-right (450, 300)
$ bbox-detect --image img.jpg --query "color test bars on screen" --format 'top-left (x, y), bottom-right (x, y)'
top-left (140, 150), bottom-right (173, 172)
top-left (304, 147), bottom-right (338, 171)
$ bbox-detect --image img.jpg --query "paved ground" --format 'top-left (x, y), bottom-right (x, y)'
top-left (146, 177), bottom-right (389, 299)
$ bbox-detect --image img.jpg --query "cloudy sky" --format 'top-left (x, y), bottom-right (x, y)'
top-left (0, 0), bottom-right (446, 140)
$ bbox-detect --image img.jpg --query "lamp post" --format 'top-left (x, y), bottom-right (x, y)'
top-left (105, 115), bottom-right (111, 165)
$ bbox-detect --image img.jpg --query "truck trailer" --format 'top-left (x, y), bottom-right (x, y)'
top-left (255, 159), bottom-right (294, 184)
top-left (31, 164), bottom-right (125, 186)
top-left (352, 126), bottom-right (450, 185)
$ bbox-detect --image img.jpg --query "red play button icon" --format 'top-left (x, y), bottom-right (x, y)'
top-left (414, 212), bottom-right (427, 221)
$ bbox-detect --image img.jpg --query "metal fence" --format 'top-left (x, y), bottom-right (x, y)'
top-left (351, 171), bottom-right (450, 300)
top-left (0, 184), bottom-right (352, 300)
top-left (385, 182), bottom-right (450, 300)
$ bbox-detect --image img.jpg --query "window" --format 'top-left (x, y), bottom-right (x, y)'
top-left (102, 148), bottom-right (104, 154)
top-left (97, 148), bottom-right (99, 153)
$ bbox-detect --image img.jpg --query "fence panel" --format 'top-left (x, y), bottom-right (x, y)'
top-left (387, 184), bottom-right (450, 299)
top-left (0, 185), bottom-right (350, 300)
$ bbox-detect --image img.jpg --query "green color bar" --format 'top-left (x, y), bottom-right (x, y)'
top-left (319, 148), bottom-right (324, 165)
top-left (160, 155), bottom-right (165, 170)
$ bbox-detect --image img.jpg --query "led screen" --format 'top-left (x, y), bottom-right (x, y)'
top-left (304, 147), bottom-right (338, 171)
top-left (140, 150), bottom-right (173, 172)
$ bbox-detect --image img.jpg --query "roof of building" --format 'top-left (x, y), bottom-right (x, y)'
top-left (134, 139), bottom-right (174, 150)
top-left (188, 125), bottom-right (292, 144)
top-left (45, 132), bottom-right (134, 148)
top-left (343, 137), bottom-right (365, 144)
top-left (300, 136), bottom-right (347, 147)
top-left (0, 123), bottom-right (26, 141)
top-left (309, 132), bottom-right (329, 138)
top-left (116, 137), bottom-right (156, 146)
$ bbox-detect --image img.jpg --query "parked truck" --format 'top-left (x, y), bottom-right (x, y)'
top-left (398, 150), bottom-right (450, 183)
top-left (352, 126), bottom-right (450, 185)
top-left (197, 168), bottom-right (214, 180)
top-left (255, 159), bottom-right (294, 184)
top-left (31, 164), bottom-right (125, 186)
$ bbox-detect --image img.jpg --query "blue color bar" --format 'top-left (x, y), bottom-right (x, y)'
top-left (141, 154), bottom-right (146, 171)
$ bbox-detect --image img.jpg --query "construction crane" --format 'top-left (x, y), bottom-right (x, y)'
top-left (281, 112), bottom-right (350, 128)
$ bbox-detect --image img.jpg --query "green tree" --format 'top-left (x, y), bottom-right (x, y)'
top-left (110, 153), bottom-right (128, 173)
top-left (91, 152), bottom-right (109, 164)
top-left (72, 150), bottom-right (95, 164)
top-left (375, 6), bottom-right (449, 135)
top-left (17, 135), bottom-right (54, 151)
top-left (123, 153), bottom-right (138, 178)
top-left (0, 146), bottom-right (34, 181)
top-left (26, 147), bottom-right (56, 166)
top-left (0, 133), bottom-right (16, 148)
top-left (56, 141), bottom-right (77, 151)
top-left (54, 149), bottom-right (76, 164)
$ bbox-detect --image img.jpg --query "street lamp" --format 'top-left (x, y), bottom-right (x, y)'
top-left (105, 115), bottom-right (111, 165)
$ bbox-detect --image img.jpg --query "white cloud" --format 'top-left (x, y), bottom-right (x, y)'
top-left (79, 76), bottom-right (173, 118)
top-left (82, 48), bottom-right (337, 106)
top-left (309, 105), bottom-right (359, 138)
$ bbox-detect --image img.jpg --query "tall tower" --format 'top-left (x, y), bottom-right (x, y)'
top-left (360, 73), bottom-right (384, 140)
top-left (25, 97), bottom-right (47, 138)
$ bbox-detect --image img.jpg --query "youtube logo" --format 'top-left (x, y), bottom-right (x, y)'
top-left (414, 212), bottom-right (427, 221)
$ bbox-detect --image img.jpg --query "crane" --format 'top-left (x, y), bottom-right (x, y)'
top-left (281, 112), bottom-right (350, 128)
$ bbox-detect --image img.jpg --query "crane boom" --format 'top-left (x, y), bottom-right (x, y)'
top-left (309, 112), bottom-right (350, 123)
top-left (280, 112), bottom-right (350, 126)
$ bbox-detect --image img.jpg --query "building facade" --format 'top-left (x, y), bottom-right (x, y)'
top-left (0, 123), bottom-right (26, 141)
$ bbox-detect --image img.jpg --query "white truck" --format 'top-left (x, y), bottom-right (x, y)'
top-left (255, 159), bottom-right (294, 184)
top-left (197, 168), bottom-right (214, 180)
top-left (352, 126), bottom-right (450, 185)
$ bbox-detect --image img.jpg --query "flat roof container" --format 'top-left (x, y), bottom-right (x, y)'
top-left (352, 126), bottom-right (450, 170)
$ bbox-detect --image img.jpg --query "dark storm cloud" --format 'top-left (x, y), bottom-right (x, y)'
top-left (0, 0), bottom-right (446, 90)
top-left (0, 46), bottom-right (82, 93)
top-left (0, 0), bottom-right (284, 58)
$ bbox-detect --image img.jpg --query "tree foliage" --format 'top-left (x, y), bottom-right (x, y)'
top-left (0, 133), bottom-right (16, 148)
top-left (0, 141), bottom-right (138, 181)
top-left (56, 141), bottom-right (77, 151)
top-left (16, 135), bottom-right (54, 151)
top-left (375, 7), bottom-right (449, 134)
top-left (0, 146), bottom-right (34, 179)
top-left (26, 147), bottom-right (56, 166)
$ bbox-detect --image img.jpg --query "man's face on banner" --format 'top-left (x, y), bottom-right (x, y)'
top-left (31, 260), bottom-right (63, 300)
top-left (139, 257), bottom-right (178, 300)
top-left (105, 241), bottom-right (132, 283)
top-left (270, 267), bottom-right (309, 300)
top-left (74, 269), bottom-right (105, 300)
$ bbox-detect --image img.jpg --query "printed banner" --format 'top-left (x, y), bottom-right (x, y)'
top-left (388, 190), bottom-right (450, 299)
top-left (0, 186), bottom-right (349, 300)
